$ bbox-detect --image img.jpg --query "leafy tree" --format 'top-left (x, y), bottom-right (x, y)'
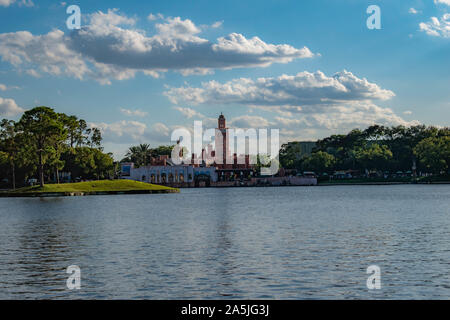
top-left (17, 107), bottom-right (67, 187)
top-left (73, 147), bottom-right (96, 178)
top-left (89, 127), bottom-right (103, 149)
top-left (302, 151), bottom-right (336, 174)
top-left (0, 119), bottom-right (20, 189)
top-left (60, 114), bottom-right (80, 148)
top-left (93, 149), bottom-right (114, 179)
top-left (314, 130), bottom-right (365, 169)
top-left (414, 136), bottom-right (450, 174)
top-left (312, 124), bottom-right (449, 173)
top-left (354, 144), bottom-right (393, 171)
top-left (124, 144), bottom-right (152, 167)
top-left (150, 145), bottom-right (174, 157)
top-left (279, 142), bottom-right (307, 169)
top-left (75, 119), bottom-right (88, 146)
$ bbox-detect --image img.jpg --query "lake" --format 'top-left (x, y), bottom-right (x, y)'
top-left (0, 185), bottom-right (449, 299)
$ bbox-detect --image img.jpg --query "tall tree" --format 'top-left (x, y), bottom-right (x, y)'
top-left (17, 107), bottom-right (66, 187)
top-left (90, 127), bottom-right (103, 149)
top-left (75, 119), bottom-right (88, 146)
top-left (0, 119), bottom-right (19, 189)
top-left (60, 114), bottom-right (79, 148)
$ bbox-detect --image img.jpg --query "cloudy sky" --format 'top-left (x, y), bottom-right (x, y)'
top-left (0, 0), bottom-right (449, 159)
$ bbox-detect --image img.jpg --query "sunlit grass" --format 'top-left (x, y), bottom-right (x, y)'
top-left (12, 179), bottom-right (177, 193)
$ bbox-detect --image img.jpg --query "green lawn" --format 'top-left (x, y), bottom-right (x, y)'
top-left (12, 179), bottom-right (177, 193)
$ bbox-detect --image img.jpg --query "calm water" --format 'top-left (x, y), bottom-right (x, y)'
top-left (1, 185), bottom-right (450, 299)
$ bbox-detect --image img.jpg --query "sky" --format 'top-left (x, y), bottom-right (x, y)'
top-left (0, 0), bottom-right (449, 159)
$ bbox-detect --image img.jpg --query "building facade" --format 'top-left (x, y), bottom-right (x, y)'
top-left (122, 163), bottom-right (217, 186)
top-left (121, 114), bottom-right (259, 186)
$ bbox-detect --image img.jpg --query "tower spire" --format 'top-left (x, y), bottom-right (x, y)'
top-left (218, 113), bottom-right (226, 129)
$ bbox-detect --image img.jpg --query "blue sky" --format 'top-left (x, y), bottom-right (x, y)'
top-left (0, 0), bottom-right (449, 159)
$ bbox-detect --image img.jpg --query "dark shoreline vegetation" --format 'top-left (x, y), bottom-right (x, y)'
top-left (280, 124), bottom-right (450, 183)
top-left (1, 106), bottom-right (450, 193)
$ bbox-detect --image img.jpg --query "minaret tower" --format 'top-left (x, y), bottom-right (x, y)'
top-left (218, 113), bottom-right (226, 129)
top-left (216, 113), bottom-right (229, 166)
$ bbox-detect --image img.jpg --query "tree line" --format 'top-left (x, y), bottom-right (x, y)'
top-left (121, 125), bottom-right (450, 177)
top-left (121, 144), bottom-right (174, 167)
top-left (3, 109), bottom-right (449, 189)
top-left (280, 125), bottom-right (450, 175)
top-left (0, 106), bottom-right (115, 189)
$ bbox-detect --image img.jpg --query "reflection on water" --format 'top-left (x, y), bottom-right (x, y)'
top-left (0, 185), bottom-right (450, 299)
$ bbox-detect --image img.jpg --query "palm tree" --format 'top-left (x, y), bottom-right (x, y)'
top-left (125, 144), bottom-right (152, 167)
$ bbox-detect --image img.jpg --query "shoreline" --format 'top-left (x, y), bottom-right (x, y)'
top-left (318, 181), bottom-right (450, 186)
top-left (1, 181), bottom-right (448, 197)
top-left (0, 189), bottom-right (179, 197)
top-left (0, 180), bottom-right (179, 197)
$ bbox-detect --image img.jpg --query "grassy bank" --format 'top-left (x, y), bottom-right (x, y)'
top-left (2, 180), bottom-right (178, 196)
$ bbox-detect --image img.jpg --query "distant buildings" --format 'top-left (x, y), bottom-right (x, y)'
top-left (120, 113), bottom-right (318, 187)
top-left (121, 114), bottom-right (256, 187)
top-left (125, 163), bottom-right (217, 187)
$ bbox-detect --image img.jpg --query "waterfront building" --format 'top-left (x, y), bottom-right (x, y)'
top-left (120, 113), bottom-right (258, 186)
top-left (124, 164), bottom-right (217, 186)
top-left (212, 114), bottom-right (255, 181)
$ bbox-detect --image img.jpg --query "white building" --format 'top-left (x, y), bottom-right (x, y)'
top-left (122, 163), bottom-right (217, 185)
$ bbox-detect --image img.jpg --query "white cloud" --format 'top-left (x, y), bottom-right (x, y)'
top-left (0, 0), bottom-right (14, 6)
top-left (150, 122), bottom-right (170, 140)
top-left (0, 0), bottom-right (33, 7)
top-left (0, 29), bottom-right (90, 79)
top-left (211, 21), bottom-right (223, 28)
top-left (274, 116), bottom-right (306, 127)
top-left (230, 115), bottom-right (272, 128)
top-left (0, 10), bottom-right (317, 84)
top-left (165, 70), bottom-right (395, 106)
top-left (147, 13), bottom-right (164, 21)
top-left (0, 96), bottom-right (24, 117)
top-left (173, 106), bottom-right (204, 118)
top-left (26, 69), bottom-right (40, 78)
top-left (420, 13), bottom-right (450, 38)
top-left (435, 0), bottom-right (450, 6)
top-left (290, 103), bottom-right (418, 130)
top-left (165, 70), bottom-right (418, 134)
top-left (409, 8), bottom-right (419, 14)
top-left (265, 102), bottom-right (420, 143)
top-left (403, 110), bottom-right (413, 115)
top-left (0, 83), bottom-right (20, 91)
top-left (19, 0), bottom-right (33, 7)
top-left (89, 120), bottom-right (147, 144)
top-left (89, 120), bottom-right (170, 144)
top-left (119, 108), bottom-right (148, 117)
top-left (265, 102), bottom-right (418, 133)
